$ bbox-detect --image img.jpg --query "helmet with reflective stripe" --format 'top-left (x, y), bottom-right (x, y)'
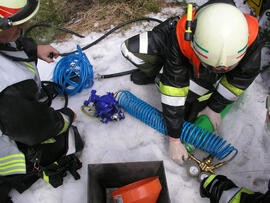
top-left (0, 0), bottom-right (40, 30)
top-left (191, 3), bottom-right (249, 72)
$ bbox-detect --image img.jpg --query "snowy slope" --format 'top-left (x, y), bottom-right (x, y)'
top-left (10, 1), bottom-right (270, 203)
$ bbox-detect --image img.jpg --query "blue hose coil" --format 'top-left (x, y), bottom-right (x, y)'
top-left (117, 90), bottom-right (238, 161)
top-left (53, 45), bottom-right (94, 96)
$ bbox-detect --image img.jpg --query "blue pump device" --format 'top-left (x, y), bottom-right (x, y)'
top-left (82, 90), bottom-right (125, 123)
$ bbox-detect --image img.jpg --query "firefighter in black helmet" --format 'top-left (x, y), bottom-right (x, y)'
top-left (0, 1), bottom-right (83, 202)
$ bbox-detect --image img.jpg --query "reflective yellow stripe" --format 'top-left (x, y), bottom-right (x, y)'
top-left (57, 120), bottom-right (69, 135)
top-left (159, 82), bottom-right (189, 96)
top-left (0, 159), bottom-right (25, 166)
top-left (220, 77), bottom-right (244, 96)
top-left (43, 171), bottom-right (49, 183)
top-left (229, 188), bottom-right (254, 203)
top-left (24, 62), bottom-right (36, 73)
top-left (0, 163), bottom-right (26, 170)
top-left (0, 154), bottom-right (25, 161)
top-left (203, 174), bottom-right (217, 189)
top-left (198, 93), bottom-right (213, 102)
top-left (0, 169), bottom-right (26, 175)
top-left (0, 154), bottom-right (26, 175)
top-left (42, 138), bottom-right (56, 144)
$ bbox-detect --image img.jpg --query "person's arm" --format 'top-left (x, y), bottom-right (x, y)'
top-left (199, 37), bottom-right (261, 130)
top-left (16, 37), bottom-right (59, 63)
top-left (161, 40), bottom-right (190, 164)
top-left (207, 37), bottom-right (262, 114)
top-left (200, 175), bottom-right (270, 203)
top-left (152, 21), bottom-right (190, 164)
top-left (0, 79), bottom-right (73, 146)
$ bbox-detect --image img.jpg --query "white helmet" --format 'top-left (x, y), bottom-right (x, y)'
top-left (191, 3), bottom-right (249, 73)
top-left (0, 0), bottom-right (40, 30)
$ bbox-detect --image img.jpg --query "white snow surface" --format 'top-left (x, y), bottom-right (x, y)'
top-left (10, 1), bottom-right (270, 203)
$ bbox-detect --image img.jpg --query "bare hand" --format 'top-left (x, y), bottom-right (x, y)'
top-left (37, 45), bottom-right (59, 63)
top-left (169, 139), bottom-right (189, 165)
top-left (198, 106), bottom-right (221, 130)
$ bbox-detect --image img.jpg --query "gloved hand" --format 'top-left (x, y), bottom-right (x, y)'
top-left (198, 106), bottom-right (221, 130)
top-left (200, 174), bottom-right (237, 203)
top-left (168, 137), bottom-right (189, 165)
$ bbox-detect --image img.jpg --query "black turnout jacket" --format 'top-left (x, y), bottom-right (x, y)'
top-left (152, 0), bottom-right (262, 138)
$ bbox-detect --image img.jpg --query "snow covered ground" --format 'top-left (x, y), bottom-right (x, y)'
top-left (10, 1), bottom-right (270, 202)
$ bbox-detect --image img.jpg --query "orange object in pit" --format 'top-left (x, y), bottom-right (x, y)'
top-left (111, 176), bottom-right (162, 203)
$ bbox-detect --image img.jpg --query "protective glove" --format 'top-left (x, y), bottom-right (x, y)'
top-left (200, 175), bottom-right (238, 203)
top-left (168, 137), bottom-right (189, 165)
top-left (40, 162), bottom-right (66, 188)
top-left (198, 106), bottom-right (221, 130)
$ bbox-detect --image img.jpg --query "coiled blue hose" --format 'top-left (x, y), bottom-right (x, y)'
top-left (53, 45), bottom-right (94, 96)
top-left (116, 90), bottom-right (238, 161)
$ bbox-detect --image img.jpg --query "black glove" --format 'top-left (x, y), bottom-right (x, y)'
top-left (42, 162), bottom-right (67, 188)
top-left (200, 175), bottom-right (237, 203)
top-left (57, 154), bottom-right (82, 180)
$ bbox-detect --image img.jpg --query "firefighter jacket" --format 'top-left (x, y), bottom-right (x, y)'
top-left (0, 38), bottom-right (71, 176)
top-left (155, 2), bottom-right (262, 138)
top-left (201, 174), bottom-right (270, 203)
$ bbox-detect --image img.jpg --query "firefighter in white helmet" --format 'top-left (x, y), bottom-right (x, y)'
top-left (121, 0), bottom-right (261, 165)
